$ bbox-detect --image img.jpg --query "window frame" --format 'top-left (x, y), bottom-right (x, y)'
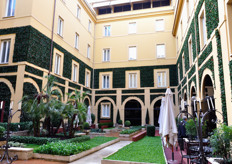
top-left (102, 74), bottom-right (110, 89)
top-left (128, 22), bottom-right (136, 34)
top-left (5, 0), bottom-right (16, 17)
top-left (102, 48), bottom-right (110, 62)
top-left (0, 40), bottom-right (11, 64)
top-left (87, 44), bottom-right (90, 59)
top-left (155, 19), bottom-right (164, 32)
top-left (77, 5), bottom-right (81, 19)
top-left (198, 4), bottom-right (207, 50)
top-left (154, 69), bottom-right (169, 88)
top-left (0, 34), bottom-right (15, 65)
top-left (101, 103), bottom-right (111, 118)
top-left (75, 33), bottom-right (79, 50)
top-left (188, 35), bottom-right (194, 66)
top-left (85, 69), bottom-right (91, 88)
top-left (88, 20), bottom-right (92, 32)
top-left (182, 53), bottom-right (185, 76)
top-left (52, 49), bottom-right (64, 76)
top-left (126, 70), bottom-right (140, 89)
top-left (57, 16), bottom-right (64, 37)
top-left (72, 60), bottom-right (79, 83)
top-left (99, 72), bottom-right (112, 89)
top-left (104, 25), bottom-right (111, 36)
top-left (156, 44), bottom-right (166, 59)
top-left (128, 46), bottom-right (137, 60)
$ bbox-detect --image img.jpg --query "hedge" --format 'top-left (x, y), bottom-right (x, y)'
top-left (64, 136), bottom-right (90, 143)
top-left (146, 126), bottom-right (155, 137)
top-left (0, 122), bottom-right (32, 132)
top-left (9, 136), bottom-right (59, 145)
top-left (98, 122), bottom-right (113, 129)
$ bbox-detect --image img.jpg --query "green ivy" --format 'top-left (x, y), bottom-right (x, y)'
top-left (230, 61), bottom-right (232, 93)
top-left (95, 96), bottom-right (116, 105)
top-left (188, 65), bottom-right (196, 79)
top-left (95, 90), bottom-right (116, 94)
top-left (24, 75), bottom-right (42, 90)
top-left (198, 42), bottom-right (213, 66)
top-left (122, 90), bottom-right (144, 94)
top-left (178, 84), bottom-right (182, 92)
top-left (182, 77), bottom-right (187, 87)
top-left (188, 75), bottom-right (197, 93)
top-left (215, 30), bottom-right (228, 124)
top-left (122, 95), bottom-right (144, 104)
top-left (25, 65), bottom-right (43, 77)
top-left (150, 95), bottom-right (164, 104)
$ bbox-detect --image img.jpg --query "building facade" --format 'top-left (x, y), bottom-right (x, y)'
top-left (0, 0), bottom-right (231, 126)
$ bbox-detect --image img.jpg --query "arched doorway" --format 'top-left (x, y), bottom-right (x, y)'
top-left (0, 82), bottom-right (11, 122)
top-left (84, 98), bottom-right (90, 107)
top-left (124, 100), bottom-right (141, 126)
top-left (154, 100), bottom-right (161, 127)
top-left (202, 75), bottom-right (216, 133)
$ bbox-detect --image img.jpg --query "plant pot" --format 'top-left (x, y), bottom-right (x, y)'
top-left (83, 129), bottom-right (90, 135)
top-left (118, 124), bottom-right (123, 128)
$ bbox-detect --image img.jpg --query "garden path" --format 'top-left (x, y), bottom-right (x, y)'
top-left (69, 141), bottom-right (132, 164)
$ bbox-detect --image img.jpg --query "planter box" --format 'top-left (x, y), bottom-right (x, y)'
top-left (89, 132), bottom-right (105, 138)
top-left (33, 138), bottom-right (120, 162)
top-left (206, 157), bottom-right (223, 164)
top-left (102, 159), bottom-right (157, 164)
top-left (0, 147), bottom-right (33, 160)
top-left (119, 130), bottom-right (141, 140)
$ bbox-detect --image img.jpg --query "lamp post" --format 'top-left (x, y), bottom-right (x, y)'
top-left (177, 96), bottom-right (220, 164)
top-left (0, 101), bottom-right (21, 164)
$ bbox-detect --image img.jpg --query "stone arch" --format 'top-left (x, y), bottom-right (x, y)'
top-left (24, 78), bottom-right (40, 93)
top-left (150, 96), bottom-right (163, 110)
top-left (150, 96), bottom-right (163, 126)
top-left (0, 78), bottom-right (14, 98)
top-left (122, 97), bottom-right (145, 109)
top-left (83, 96), bottom-right (91, 107)
top-left (200, 69), bottom-right (215, 99)
top-left (51, 86), bottom-right (64, 102)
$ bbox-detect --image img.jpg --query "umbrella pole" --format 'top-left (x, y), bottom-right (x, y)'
top-left (172, 145), bottom-right (174, 161)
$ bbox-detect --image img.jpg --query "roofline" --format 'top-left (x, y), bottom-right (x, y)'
top-left (172, 0), bottom-right (183, 36)
top-left (81, 0), bottom-right (97, 22)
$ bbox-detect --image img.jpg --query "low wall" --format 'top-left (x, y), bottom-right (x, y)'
top-left (11, 130), bottom-right (29, 136)
top-left (102, 159), bottom-right (156, 164)
top-left (0, 147), bottom-right (33, 160)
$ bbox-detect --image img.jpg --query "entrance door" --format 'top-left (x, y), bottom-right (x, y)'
top-left (154, 100), bottom-right (161, 127)
top-left (125, 100), bottom-right (141, 126)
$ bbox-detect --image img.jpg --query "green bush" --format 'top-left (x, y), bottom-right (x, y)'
top-left (83, 122), bottom-right (90, 130)
top-left (0, 126), bottom-right (5, 138)
top-left (9, 136), bottom-right (59, 145)
top-left (124, 120), bottom-right (131, 127)
top-left (120, 129), bottom-right (137, 134)
top-left (185, 119), bottom-right (206, 138)
top-left (98, 122), bottom-right (113, 129)
top-left (34, 142), bottom-right (91, 156)
top-left (91, 114), bottom-right (95, 124)
top-left (65, 136), bottom-right (90, 143)
top-left (146, 126), bottom-right (155, 137)
top-left (118, 120), bottom-right (122, 125)
top-left (0, 122), bottom-right (32, 132)
top-left (8, 141), bottom-right (25, 148)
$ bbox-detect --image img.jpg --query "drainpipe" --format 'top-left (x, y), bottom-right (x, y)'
top-left (49, 0), bottom-right (57, 75)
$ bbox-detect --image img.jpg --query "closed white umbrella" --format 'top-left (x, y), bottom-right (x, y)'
top-left (86, 106), bottom-right (92, 125)
top-left (162, 88), bottom-right (178, 147)
top-left (162, 88), bottom-right (178, 162)
top-left (158, 97), bottom-right (165, 136)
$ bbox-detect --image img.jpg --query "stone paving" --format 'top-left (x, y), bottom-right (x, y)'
top-left (69, 141), bottom-right (132, 164)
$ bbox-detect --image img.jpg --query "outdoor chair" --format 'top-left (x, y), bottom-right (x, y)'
top-left (179, 138), bottom-right (198, 164)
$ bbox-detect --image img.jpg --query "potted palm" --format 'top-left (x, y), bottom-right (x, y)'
top-left (210, 124), bottom-right (232, 163)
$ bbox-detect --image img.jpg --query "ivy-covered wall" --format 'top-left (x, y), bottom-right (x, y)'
top-left (97, 100), bottom-right (113, 123)
top-left (0, 82), bottom-right (11, 122)
top-left (94, 65), bottom-right (177, 89)
top-left (230, 61), bottom-right (232, 91)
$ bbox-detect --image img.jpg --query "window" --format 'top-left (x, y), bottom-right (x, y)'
top-left (57, 17), bottom-right (63, 36)
top-left (180, 20), bottom-right (183, 39)
top-left (188, 36), bottom-right (193, 66)
top-left (156, 44), bottom-right (165, 58)
top-left (157, 72), bottom-right (166, 87)
top-left (88, 20), bottom-right (91, 32)
top-left (72, 63), bottom-right (79, 82)
top-left (77, 5), bottom-right (81, 19)
top-left (0, 40), bottom-right (10, 64)
top-left (129, 22), bottom-right (136, 34)
top-left (156, 19), bottom-right (164, 31)
top-left (87, 44), bottom-right (90, 58)
top-left (129, 46), bottom-right (137, 60)
top-left (85, 70), bottom-right (90, 87)
top-left (75, 33), bottom-right (79, 49)
top-left (182, 53), bottom-right (185, 75)
top-left (5, 0), bottom-right (16, 17)
top-left (102, 75), bottom-right (110, 89)
top-left (101, 103), bottom-right (110, 118)
top-left (54, 54), bottom-right (61, 75)
top-left (104, 25), bottom-right (111, 36)
top-left (199, 6), bottom-right (207, 49)
top-left (129, 73), bottom-right (137, 88)
top-left (103, 49), bottom-right (110, 62)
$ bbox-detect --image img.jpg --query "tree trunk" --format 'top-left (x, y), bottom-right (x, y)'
top-left (69, 114), bottom-right (77, 137)
top-left (53, 119), bottom-right (62, 135)
top-left (61, 119), bottom-right (67, 137)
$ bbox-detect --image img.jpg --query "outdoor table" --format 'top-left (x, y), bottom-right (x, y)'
top-left (189, 146), bottom-right (213, 154)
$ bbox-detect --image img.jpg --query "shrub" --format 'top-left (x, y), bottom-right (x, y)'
top-left (34, 142), bottom-right (91, 156)
top-left (124, 120), bottom-right (131, 127)
top-left (9, 136), bottom-right (59, 145)
top-left (98, 122), bottom-right (113, 129)
top-left (120, 129), bottom-right (137, 134)
top-left (0, 126), bottom-right (5, 138)
top-left (65, 136), bottom-right (90, 143)
top-left (83, 122), bottom-right (90, 130)
top-left (8, 141), bottom-right (25, 148)
top-left (91, 114), bottom-right (95, 124)
top-left (147, 126), bottom-right (155, 137)
top-left (185, 119), bottom-right (206, 138)
top-left (0, 122), bottom-right (32, 132)
top-left (118, 120), bottom-right (122, 125)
